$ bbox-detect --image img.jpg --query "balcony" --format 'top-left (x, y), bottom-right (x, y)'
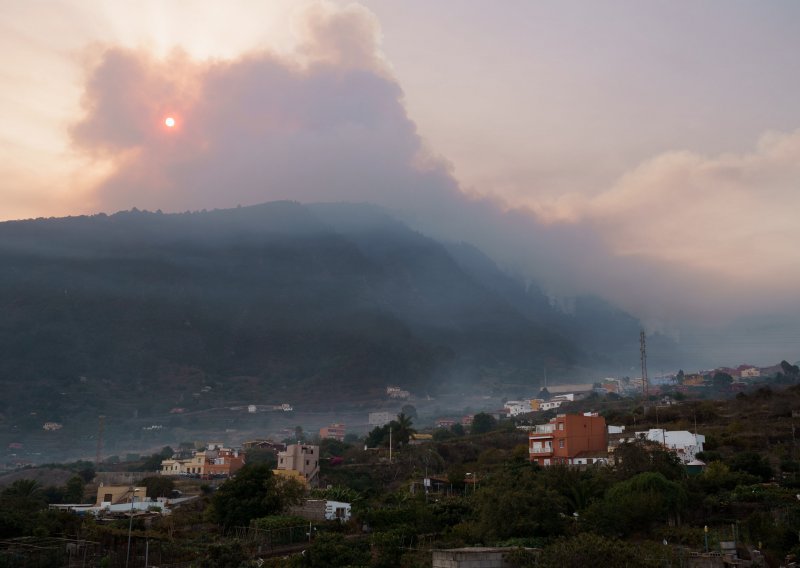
top-left (529, 445), bottom-right (553, 455)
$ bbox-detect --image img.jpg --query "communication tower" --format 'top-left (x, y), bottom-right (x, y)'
top-left (640, 331), bottom-right (649, 399)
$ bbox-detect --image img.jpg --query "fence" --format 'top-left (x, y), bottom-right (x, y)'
top-left (232, 523), bottom-right (317, 553)
top-left (0, 537), bottom-right (101, 568)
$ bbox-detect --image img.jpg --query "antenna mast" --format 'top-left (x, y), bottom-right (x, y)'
top-left (640, 331), bottom-right (649, 399)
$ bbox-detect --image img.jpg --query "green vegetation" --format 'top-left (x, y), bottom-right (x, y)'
top-left (365, 412), bottom-right (417, 448)
top-left (470, 412), bottom-right (498, 435)
top-left (208, 464), bottom-right (305, 529)
top-left (3, 383), bottom-right (800, 566)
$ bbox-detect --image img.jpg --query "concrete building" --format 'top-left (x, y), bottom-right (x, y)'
top-left (386, 386), bottom-right (410, 399)
top-left (504, 401), bottom-right (532, 416)
top-left (275, 443), bottom-right (319, 486)
top-left (160, 445), bottom-right (245, 477)
top-left (95, 484), bottom-right (146, 507)
top-left (634, 429), bottom-right (705, 463)
top-left (319, 423), bottom-right (346, 442)
top-left (740, 367), bottom-right (761, 378)
top-left (49, 485), bottom-right (196, 517)
top-left (529, 413), bottom-right (608, 466)
top-left (368, 411), bottom-right (391, 426)
top-left (205, 448), bottom-right (246, 476)
top-left (288, 499), bottom-right (352, 522)
top-left (538, 399), bottom-right (564, 412)
top-left (409, 433), bottom-right (433, 445)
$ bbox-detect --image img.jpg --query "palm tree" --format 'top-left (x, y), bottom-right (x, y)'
top-left (1, 479), bottom-right (46, 512)
top-left (394, 412), bottom-right (416, 446)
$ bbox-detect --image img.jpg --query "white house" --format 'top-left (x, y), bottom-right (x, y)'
top-left (324, 500), bottom-right (352, 522)
top-left (504, 400), bottom-right (532, 416)
top-left (539, 400), bottom-right (564, 411)
top-left (386, 386), bottom-right (410, 399)
top-left (288, 499), bottom-right (352, 522)
top-left (539, 395), bottom-right (573, 411)
top-left (635, 429), bottom-right (705, 463)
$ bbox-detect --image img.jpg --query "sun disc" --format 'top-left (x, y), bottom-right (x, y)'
top-left (165, 116), bottom-right (176, 128)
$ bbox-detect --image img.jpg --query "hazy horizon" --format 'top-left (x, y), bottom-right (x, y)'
top-left (2, 1), bottom-right (799, 364)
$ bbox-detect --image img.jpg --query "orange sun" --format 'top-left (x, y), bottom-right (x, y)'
top-left (164, 116), bottom-right (176, 128)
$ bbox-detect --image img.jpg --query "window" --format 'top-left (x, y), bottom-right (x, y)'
top-left (558, 422), bottom-right (564, 431)
top-left (559, 439), bottom-right (565, 448)
top-left (103, 493), bottom-right (112, 502)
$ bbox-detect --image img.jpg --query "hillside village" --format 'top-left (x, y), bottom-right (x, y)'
top-left (3, 366), bottom-right (800, 566)
top-left (5, 359), bottom-right (796, 473)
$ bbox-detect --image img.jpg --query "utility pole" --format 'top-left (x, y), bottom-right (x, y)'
top-left (125, 487), bottom-right (140, 568)
top-left (389, 427), bottom-right (393, 464)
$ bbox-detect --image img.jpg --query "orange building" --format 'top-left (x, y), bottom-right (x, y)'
top-left (529, 413), bottom-right (608, 466)
top-left (319, 423), bottom-right (346, 442)
top-left (204, 448), bottom-right (246, 477)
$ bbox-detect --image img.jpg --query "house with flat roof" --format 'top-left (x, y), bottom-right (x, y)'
top-left (95, 484), bottom-right (146, 507)
top-left (529, 413), bottom-right (608, 466)
top-left (274, 443), bottom-right (319, 487)
top-left (633, 429), bottom-right (705, 464)
top-left (319, 423), bottom-right (346, 442)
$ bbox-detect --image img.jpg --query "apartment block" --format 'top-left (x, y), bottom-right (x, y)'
top-left (529, 412), bottom-right (608, 466)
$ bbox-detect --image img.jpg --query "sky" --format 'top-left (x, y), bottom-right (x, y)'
top-left (2, 1), bottom-right (800, 363)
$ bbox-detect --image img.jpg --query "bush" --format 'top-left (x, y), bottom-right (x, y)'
top-left (252, 515), bottom-right (308, 531)
top-left (199, 541), bottom-right (246, 568)
top-left (471, 413), bottom-right (497, 435)
top-left (210, 464), bottom-right (304, 529)
top-left (583, 472), bottom-right (686, 537)
top-left (539, 533), bottom-right (676, 567)
top-left (729, 452), bottom-right (773, 482)
top-left (299, 533), bottom-right (370, 567)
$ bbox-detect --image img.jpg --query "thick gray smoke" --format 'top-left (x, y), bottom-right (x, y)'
top-left (70, 4), bottom-right (800, 363)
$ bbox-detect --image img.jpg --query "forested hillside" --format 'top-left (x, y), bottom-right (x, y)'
top-left (0, 202), bottom-right (674, 452)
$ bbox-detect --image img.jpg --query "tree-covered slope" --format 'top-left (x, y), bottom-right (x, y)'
top-left (0, 201), bottom-right (670, 450)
